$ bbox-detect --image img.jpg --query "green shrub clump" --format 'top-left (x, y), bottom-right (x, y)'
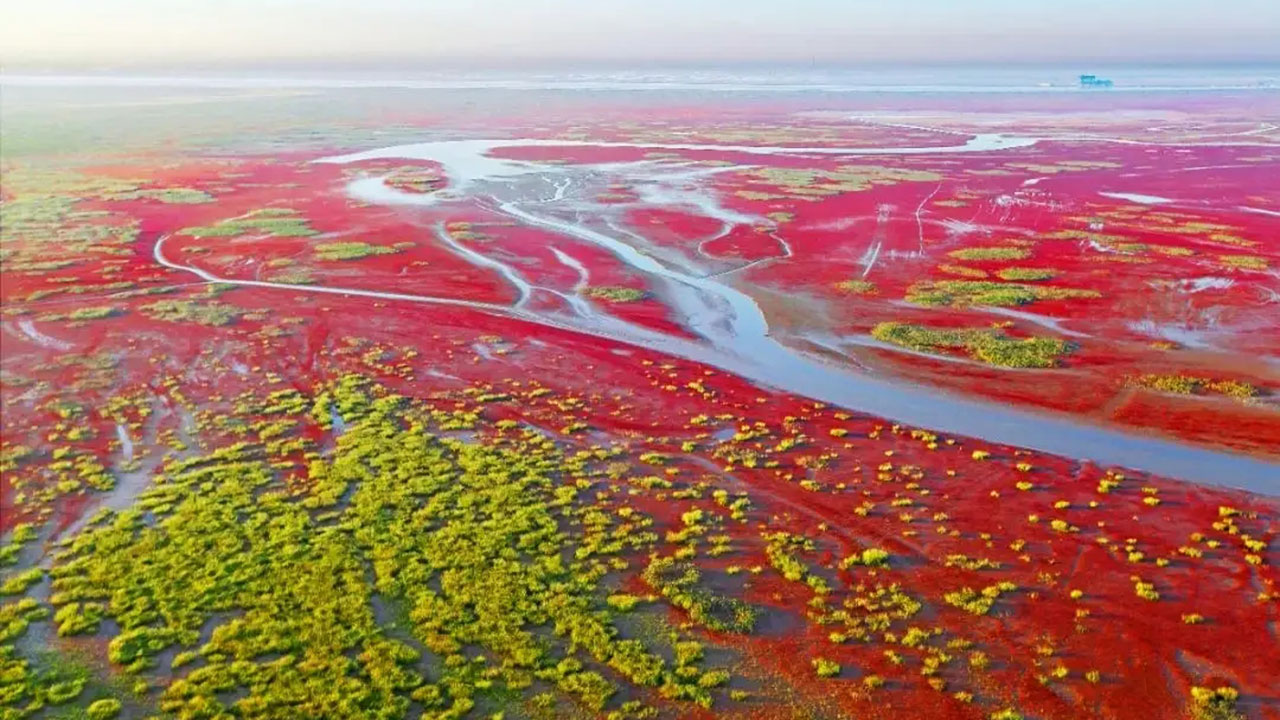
top-left (943, 582), bottom-right (1018, 615)
top-left (313, 242), bottom-right (401, 261)
top-left (1130, 374), bottom-right (1259, 401)
top-left (140, 299), bottom-right (242, 326)
top-left (812, 658), bottom-right (841, 677)
top-left (834, 279), bottom-right (877, 295)
top-left (906, 280), bottom-right (1099, 307)
top-left (996, 267), bottom-right (1056, 281)
top-left (586, 286), bottom-right (648, 303)
top-left (105, 188), bottom-right (214, 204)
top-left (947, 246), bottom-right (1030, 261)
top-left (841, 547), bottom-right (891, 568)
top-left (181, 208), bottom-right (316, 238)
top-left (1189, 685), bottom-right (1244, 720)
top-left (872, 322), bottom-right (1072, 368)
top-left (644, 557), bottom-right (758, 633)
top-left (38, 377), bottom-right (735, 717)
top-left (86, 698), bottom-right (123, 720)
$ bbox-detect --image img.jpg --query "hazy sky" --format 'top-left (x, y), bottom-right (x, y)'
top-left (4, 0), bottom-right (1279, 68)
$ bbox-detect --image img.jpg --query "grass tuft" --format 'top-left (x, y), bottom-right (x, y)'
top-left (313, 242), bottom-right (401, 261)
top-left (947, 247), bottom-right (1030, 262)
top-left (906, 280), bottom-right (1099, 307)
top-left (833, 279), bottom-right (877, 295)
top-left (585, 286), bottom-right (648, 303)
top-left (872, 322), bottom-right (1072, 368)
top-left (181, 208), bottom-right (316, 238)
top-left (996, 267), bottom-right (1056, 281)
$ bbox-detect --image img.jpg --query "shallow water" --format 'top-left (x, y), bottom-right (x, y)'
top-left (1099, 191), bottom-right (1175, 204)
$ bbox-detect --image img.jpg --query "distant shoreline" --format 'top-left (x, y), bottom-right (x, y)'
top-left (4, 75), bottom-right (1279, 94)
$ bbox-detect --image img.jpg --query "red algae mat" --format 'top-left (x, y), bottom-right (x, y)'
top-left (1, 88), bottom-right (1277, 719)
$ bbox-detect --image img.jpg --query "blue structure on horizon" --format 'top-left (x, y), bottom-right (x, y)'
top-left (1080, 74), bottom-right (1114, 88)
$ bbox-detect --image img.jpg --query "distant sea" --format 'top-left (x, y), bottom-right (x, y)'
top-left (3, 64), bottom-right (1279, 93)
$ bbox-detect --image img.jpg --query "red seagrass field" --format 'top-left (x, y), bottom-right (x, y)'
top-left (1, 82), bottom-right (1277, 720)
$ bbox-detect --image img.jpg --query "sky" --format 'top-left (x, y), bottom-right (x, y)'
top-left (3, 0), bottom-right (1279, 68)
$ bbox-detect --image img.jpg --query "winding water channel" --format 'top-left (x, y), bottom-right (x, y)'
top-left (290, 136), bottom-right (1279, 492)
